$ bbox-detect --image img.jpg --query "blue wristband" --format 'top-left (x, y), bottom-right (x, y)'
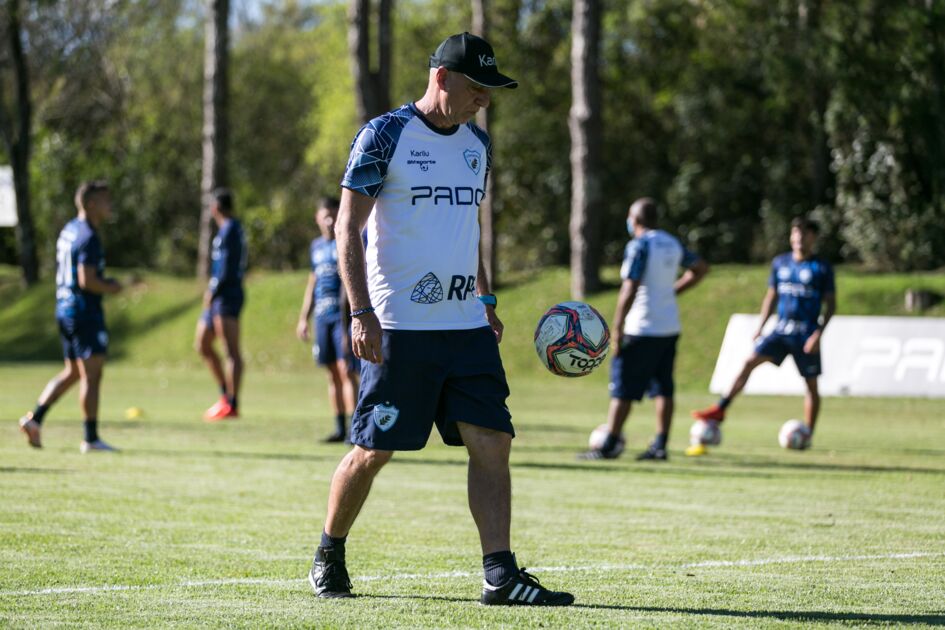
top-left (350, 307), bottom-right (375, 318)
top-left (478, 294), bottom-right (497, 308)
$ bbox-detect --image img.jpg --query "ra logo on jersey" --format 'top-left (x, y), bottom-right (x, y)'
top-left (373, 403), bottom-right (399, 432)
top-left (464, 149), bottom-right (482, 175)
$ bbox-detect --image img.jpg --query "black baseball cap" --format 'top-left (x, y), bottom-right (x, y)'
top-left (429, 32), bottom-right (518, 89)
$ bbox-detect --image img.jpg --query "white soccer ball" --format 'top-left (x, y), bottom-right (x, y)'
top-left (534, 301), bottom-right (610, 377)
top-left (778, 419), bottom-right (811, 450)
top-left (588, 424), bottom-right (625, 456)
top-left (689, 420), bottom-right (722, 446)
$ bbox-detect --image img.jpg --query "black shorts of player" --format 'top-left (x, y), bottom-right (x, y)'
top-left (58, 313), bottom-right (108, 361)
top-left (608, 334), bottom-right (679, 401)
top-left (313, 317), bottom-right (359, 373)
top-left (755, 332), bottom-right (822, 378)
top-left (350, 327), bottom-right (513, 451)
top-left (201, 292), bottom-right (244, 326)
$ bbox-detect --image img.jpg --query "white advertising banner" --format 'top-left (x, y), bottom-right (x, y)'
top-left (0, 166), bottom-right (16, 227)
top-left (709, 314), bottom-right (945, 398)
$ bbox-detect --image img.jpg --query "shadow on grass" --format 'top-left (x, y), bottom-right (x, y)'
top-left (0, 467), bottom-right (74, 474)
top-left (710, 456), bottom-right (945, 477)
top-left (0, 291), bottom-right (200, 362)
top-left (619, 605), bottom-right (945, 625)
top-left (356, 595), bottom-right (945, 624)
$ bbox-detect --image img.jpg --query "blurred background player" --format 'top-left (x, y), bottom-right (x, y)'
top-left (692, 217), bottom-right (835, 447)
top-left (195, 188), bottom-right (247, 421)
top-left (580, 198), bottom-right (707, 461)
top-left (296, 197), bottom-right (360, 442)
top-left (18, 180), bottom-right (123, 453)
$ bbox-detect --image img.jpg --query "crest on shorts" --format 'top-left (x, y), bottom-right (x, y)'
top-left (373, 403), bottom-right (399, 432)
top-left (464, 149), bottom-right (482, 175)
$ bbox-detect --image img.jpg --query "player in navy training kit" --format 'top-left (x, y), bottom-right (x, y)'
top-left (18, 181), bottom-right (123, 453)
top-left (297, 197), bottom-right (359, 442)
top-left (693, 217), bottom-right (836, 447)
top-left (307, 33), bottom-right (573, 606)
top-left (581, 198), bottom-right (708, 461)
top-left (195, 188), bottom-right (246, 422)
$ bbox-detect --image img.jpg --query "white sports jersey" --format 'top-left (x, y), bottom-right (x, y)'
top-left (341, 103), bottom-right (489, 331)
top-left (620, 229), bottom-right (699, 337)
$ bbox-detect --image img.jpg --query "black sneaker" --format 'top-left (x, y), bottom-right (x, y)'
top-left (308, 546), bottom-right (354, 598)
top-left (635, 445), bottom-right (667, 461)
top-left (481, 567), bottom-right (575, 606)
top-left (577, 447), bottom-right (622, 460)
top-left (322, 431), bottom-right (346, 444)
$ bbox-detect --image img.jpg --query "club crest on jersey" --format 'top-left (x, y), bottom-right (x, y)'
top-left (464, 149), bottom-right (482, 175)
top-left (798, 267), bottom-right (812, 283)
top-left (411, 272), bottom-right (444, 304)
top-left (373, 404), bottom-right (399, 432)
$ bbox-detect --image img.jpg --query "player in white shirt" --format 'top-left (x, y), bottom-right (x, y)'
top-left (581, 198), bottom-right (708, 461)
top-left (307, 32), bottom-right (574, 607)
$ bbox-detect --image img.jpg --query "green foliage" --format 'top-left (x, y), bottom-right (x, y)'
top-left (5, 0), bottom-right (945, 275)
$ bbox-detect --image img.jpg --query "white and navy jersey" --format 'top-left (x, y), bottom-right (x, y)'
top-left (310, 236), bottom-right (341, 322)
top-left (55, 218), bottom-right (105, 319)
top-left (769, 253), bottom-right (835, 336)
top-left (341, 103), bottom-right (490, 331)
top-left (620, 229), bottom-right (699, 337)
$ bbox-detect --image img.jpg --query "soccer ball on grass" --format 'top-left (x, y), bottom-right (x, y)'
top-left (778, 419), bottom-right (811, 450)
top-left (588, 424), bottom-right (625, 457)
top-left (689, 420), bottom-right (722, 446)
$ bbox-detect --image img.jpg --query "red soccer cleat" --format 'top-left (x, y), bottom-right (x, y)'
top-left (203, 397), bottom-right (238, 422)
top-left (204, 401), bottom-right (238, 422)
top-left (691, 403), bottom-right (726, 423)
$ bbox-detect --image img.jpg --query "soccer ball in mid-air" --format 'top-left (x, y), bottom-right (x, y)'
top-left (690, 420), bottom-right (722, 446)
top-left (778, 419), bottom-right (811, 450)
top-left (588, 424), bottom-right (625, 456)
top-left (534, 301), bottom-right (610, 377)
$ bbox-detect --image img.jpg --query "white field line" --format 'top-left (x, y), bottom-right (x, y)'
top-left (2, 551), bottom-right (942, 598)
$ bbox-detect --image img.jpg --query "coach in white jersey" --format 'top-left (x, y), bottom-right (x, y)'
top-left (581, 198), bottom-right (708, 461)
top-left (307, 33), bottom-right (574, 607)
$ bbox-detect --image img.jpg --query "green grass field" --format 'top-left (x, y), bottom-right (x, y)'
top-left (1, 265), bottom-right (944, 627)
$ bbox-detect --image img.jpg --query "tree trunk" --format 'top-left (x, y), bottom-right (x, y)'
top-left (348, 0), bottom-right (392, 125)
top-left (0, 0), bottom-right (38, 285)
top-left (472, 0), bottom-right (497, 288)
top-left (197, 0), bottom-right (229, 279)
top-left (568, 0), bottom-right (603, 299)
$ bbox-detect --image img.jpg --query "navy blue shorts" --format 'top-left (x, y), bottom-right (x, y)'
top-left (755, 333), bottom-right (821, 378)
top-left (350, 327), bottom-right (513, 451)
top-left (58, 314), bottom-right (108, 360)
top-left (201, 294), bottom-right (244, 326)
top-left (313, 318), bottom-right (359, 372)
top-left (609, 335), bottom-right (678, 401)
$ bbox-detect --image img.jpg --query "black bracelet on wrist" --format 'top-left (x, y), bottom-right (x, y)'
top-left (350, 307), bottom-right (375, 318)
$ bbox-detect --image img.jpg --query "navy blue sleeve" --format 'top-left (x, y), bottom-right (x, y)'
top-left (680, 246), bottom-right (700, 269)
top-left (468, 123), bottom-right (492, 187)
top-left (341, 109), bottom-right (410, 198)
top-left (821, 260), bottom-right (836, 294)
top-left (76, 233), bottom-right (102, 268)
top-left (621, 239), bottom-right (648, 281)
top-left (768, 258), bottom-right (779, 288)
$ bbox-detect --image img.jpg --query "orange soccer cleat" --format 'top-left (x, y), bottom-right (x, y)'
top-left (691, 403), bottom-right (726, 423)
top-left (203, 397), bottom-right (238, 422)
